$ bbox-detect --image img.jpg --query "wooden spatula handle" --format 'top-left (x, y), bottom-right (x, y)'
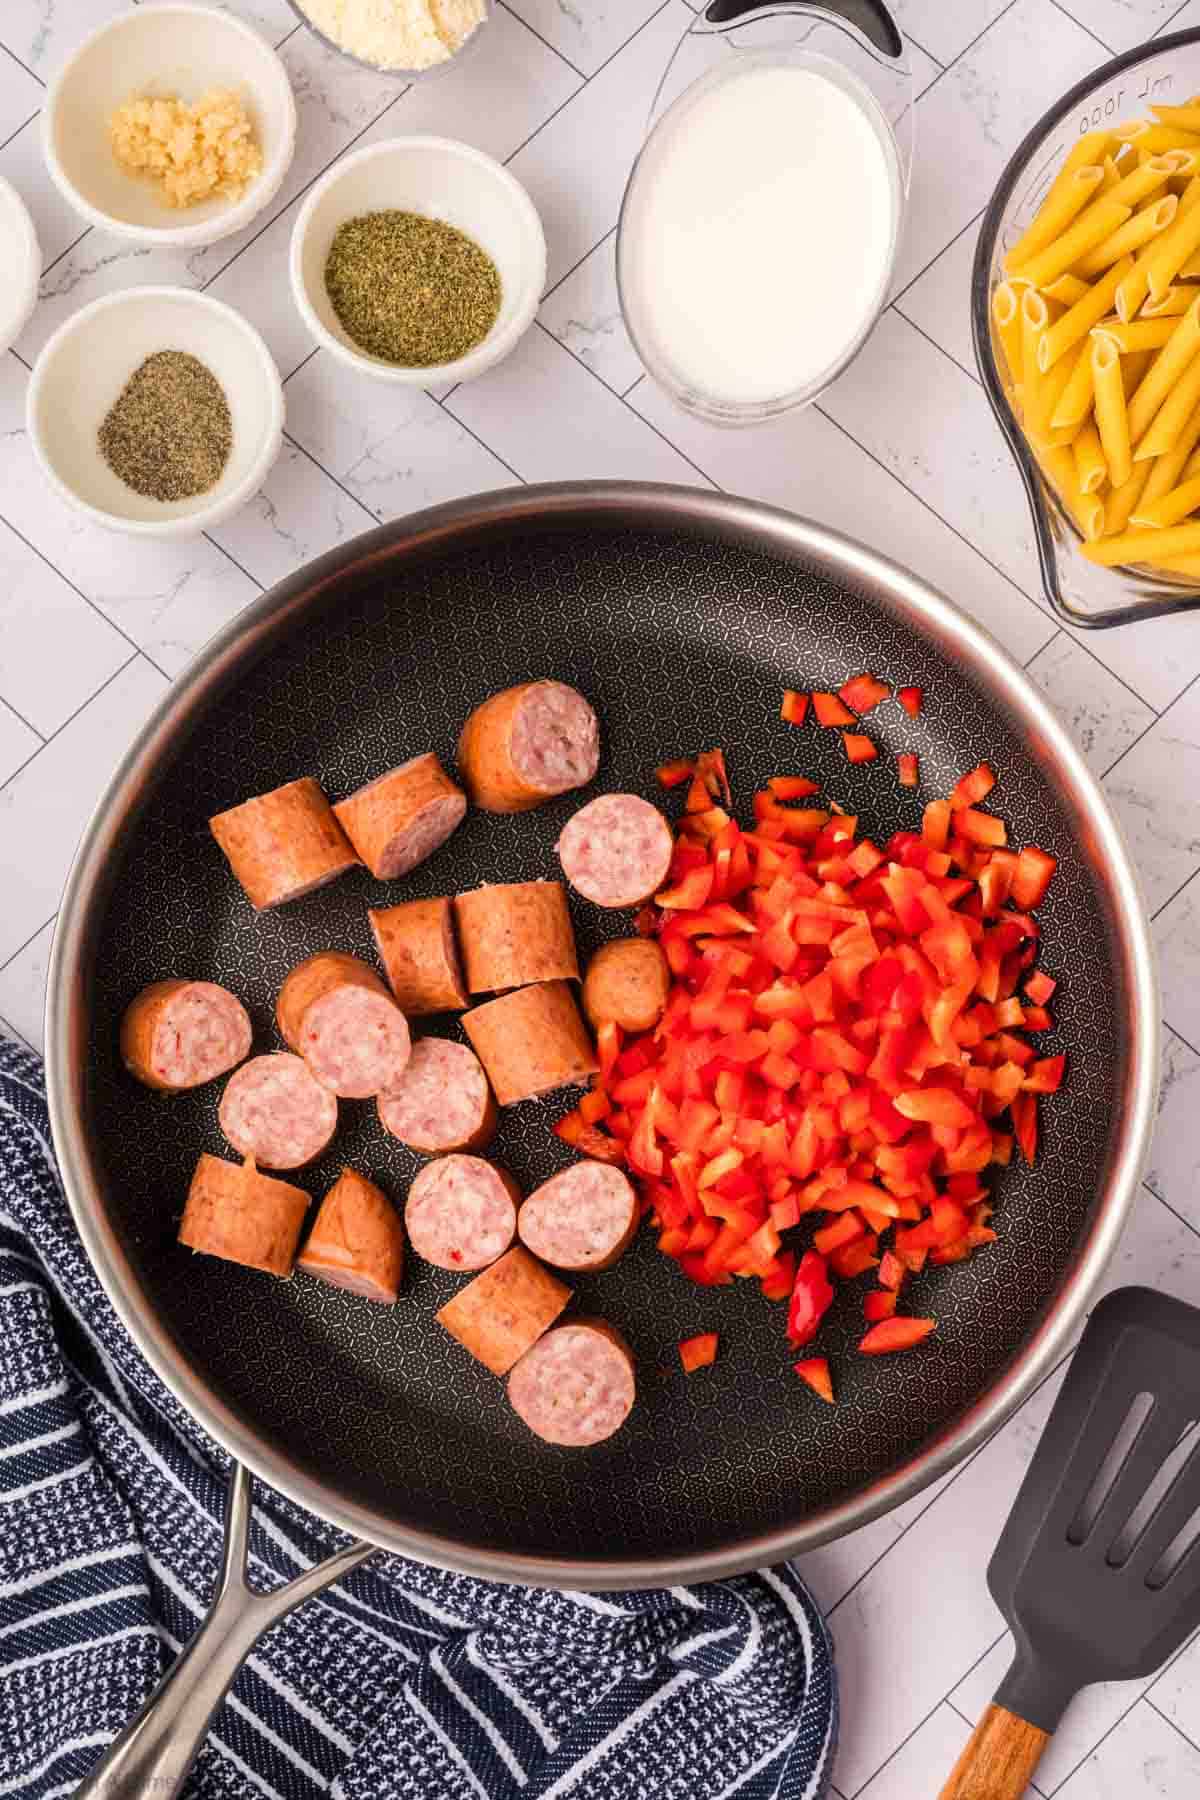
top-left (938, 1704), bottom-right (1050, 1799)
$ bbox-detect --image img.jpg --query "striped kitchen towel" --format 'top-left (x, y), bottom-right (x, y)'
top-left (0, 1034), bottom-right (836, 1800)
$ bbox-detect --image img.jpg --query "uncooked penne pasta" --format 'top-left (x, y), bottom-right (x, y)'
top-left (1138, 552), bottom-right (1200, 576)
top-left (1144, 176), bottom-right (1200, 298)
top-left (1092, 335), bottom-right (1133, 486)
top-left (1003, 131), bottom-right (1111, 271)
top-left (992, 282), bottom-right (1023, 383)
top-left (1012, 195), bottom-right (1131, 288)
top-left (1021, 288), bottom-right (1051, 434)
top-left (1037, 255), bottom-right (1132, 371)
top-left (1123, 123), bottom-right (1200, 156)
top-left (1126, 296), bottom-right (1200, 443)
top-left (1117, 236), bottom-right (1164, 320)
top-left (1122, 349), bottom-right (1154, 397)
top-left (1134, 346), bottom-right (1200, 459)
top-left (1131, 471), bottom-right (1200, 528)
top-left (1039, 444), bottom-right (1105, 541)
top-left (1097, 155), bottom-right (1122, 195)
top-left (1075, 194), bottom-right (1177, 277)
top-left (1072, 421), bottom-right (1107, 493)
top-left (1141, 286), bottom-right (1193, 316)
top-left (1180, 247), bottom-right (1200, 278)
top-left (1043, 273), bottom-right (1091, 306)
top-left (1105, 461), bottom-right (1153, 535)
top-left (1082, 519), bottom-right (1200, 563)
top-left (1152, 103), bottom-right (1200, 134)
top-left (1090, 316), bottom-right (1179, 352)
top-left (1102, 152), bottom-right (1176, 212)
top-left (1050, 338), bottom-right (1095, 431)
top-left (1137, 398), bottom-right (1200, 508)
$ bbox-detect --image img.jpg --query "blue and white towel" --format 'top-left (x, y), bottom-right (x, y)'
top-left (0, 1034), bottom-right (836, 1800)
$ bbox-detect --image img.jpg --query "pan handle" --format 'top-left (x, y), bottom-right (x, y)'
top-left (76, 1463), bottom-right (374, 1800)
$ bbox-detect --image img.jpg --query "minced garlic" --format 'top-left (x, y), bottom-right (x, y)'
top-left (109, 90), bottom-right (262, 210)
top-left (296, 0), bottom-right (486, 73)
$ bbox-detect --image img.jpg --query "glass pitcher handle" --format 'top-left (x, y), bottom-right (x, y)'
top-left (703, 0), bottom-right (903, 61)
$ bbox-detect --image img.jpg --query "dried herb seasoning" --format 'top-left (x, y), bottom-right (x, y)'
top-left (99, 351), bottom-right (232, 503)
top-left (324, 209), bottom-right (501, 367)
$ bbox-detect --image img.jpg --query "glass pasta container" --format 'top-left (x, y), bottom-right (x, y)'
top-left (616, 0), bottom-right (914, 426)
top-left (974, 27), bottom-right (1200, 628)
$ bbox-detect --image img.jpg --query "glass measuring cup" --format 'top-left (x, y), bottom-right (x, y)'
top-left (615, 1), bottom-right (913, 426)
top-left (974, 28), bottom-right (1200, 629)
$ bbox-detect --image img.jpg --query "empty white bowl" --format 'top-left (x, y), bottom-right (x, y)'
top-left (289, 136), bottom-right (546, 385)
top-left (27, 286), bottom-right (284, 539)
top-left (43, 3), bottom-right (297, 249)
top-left (0, 178), bottom-right (39, 355)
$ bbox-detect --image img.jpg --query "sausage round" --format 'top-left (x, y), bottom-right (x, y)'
top-left (296, 1167), bottom-right (404, 1302)
top-left (276, 952), bottom-right (410, 1099)
top-left (507, 1319), bottom-right (636, 1446)
top-left (219, 1053), bottom-right (339, 1170)
top-left (369, 896), bottom-right (467, 1015)
top-left (178, 1153), bottom-right (309, 1276)
top-left (436, 1246), bottom-right (571, 1375)
top-left (457, 681), bottom-right (600, 813)
top-left (454, 881), bottom-right (578, 994)
top-left (120, 979), bottom-right (252, 1091)
top-left (462, 982), bottom-right (597, 1106)
top-left (404, 1153), bottom-right (519, 1271)
top-left (209, 777), bottom-right (358, 910)
top-left (333, 753), bottom-right (466, 880)
top-left (556, 794), bottom-right (673, 908)
top-left (377, 1038), bottom-right (497, 1155)
top-left (582, 938), bottom-right (670, 1033)
top-left (518, 1163), bottom-right (639, 1272)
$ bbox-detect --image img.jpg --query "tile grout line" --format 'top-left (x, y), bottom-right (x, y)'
top-left (0, 912), bottom-right (56, 980)
top-left (430, 392), bottom-right (526, 486)
top-left (0, 650), bottom-right (143, 810)
top-left (540, 224), bottom-right (616, 310)
top-left (890, 207), bottom-right (986, 313)
top-left (0, 108), bottom-right (38, 157)
top-left (0, 38), bottom-right (44, 87)
top-left (1144, 1695), bottom-right (1200, 1759)
top-left (1150, 862), bottom-right (1200, 924)
top-left (502, 0), bottom-right (675, 170)
top-left (891, 302), bottom-right (980, 388)
top-left (282, 345), bottom-right (321, 388)
top-left (1103, 665), bottom-right (1200, 788)
top-left (0, 1011), bottom-right (35, 1054)
top-left (901, 27), bottom-right (942, 72)
top-left (886, 0), bottom-right (1020, 116)
top-left (0, 691), bottom-right (45, 745)
top-left (1046, 0), bottom-right (1113, 57)
top-left (1141, 1180), bottom-right (1200, 1250)
top-left (845, 1631), bottom-right (1010, 1799)
top-left (201, 529), bottom-right (265, 594)
top-left (496, 1), bottom-right (586, 79)
top-left (0, 501), bottom-right (171, 681)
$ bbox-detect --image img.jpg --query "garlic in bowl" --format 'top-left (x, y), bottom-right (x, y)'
top-left (42, 3), bottom-right (296, 249)
top-left (290, 137), bottom-right (546, 385)
top-left (27, 287), bottom-right (283, 540)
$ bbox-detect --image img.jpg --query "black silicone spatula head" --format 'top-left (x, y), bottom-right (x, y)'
top-left (940, 1288), bottom-right (1200, 1800)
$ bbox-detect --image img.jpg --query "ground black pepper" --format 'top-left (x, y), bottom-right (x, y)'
top-left (324, 209), bottom-right (501, 367)
top-left (98, 350), bottom-right (232, 503)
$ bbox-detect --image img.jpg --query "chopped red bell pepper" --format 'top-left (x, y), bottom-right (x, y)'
top-left (678, 1332), bottom-right (719, 1372)
top-left (812, 691), bottom-right (856, 727)
top-left (958, 808), bottom-right (1008, 849)
top-left (793, 1356), bottom-right (834, 1402)
top-left (859, 1316), bottom-right (937, 1354)
top-left (781, 689), bottom-right (810, 725)
top-left (898, 752), bottom-right (920, 788)
top-left (1024, 969), bottom-right (1057, 1005)
top-left (769, 775), bottom-right (821, 800)
top-left (863, 1289), bottom-right (898, 1322)
top-left (950, 763), bottom-right (997, 811)
top-left (657, 757), bottom-right (695, 788)
top-left (1010, 846), bottom-right (1058, 910)
top-left (786, 1250), bottom-right (835, 1347)
top-left (842, 733), bottom-right (879, 764)
top-left (897, 686), bottom-right (923, 719)
top-left (838, 673), bottom-right (891, 714)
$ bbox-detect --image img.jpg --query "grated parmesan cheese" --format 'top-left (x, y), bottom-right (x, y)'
top-left (296, 0), bottom-right (486, 71)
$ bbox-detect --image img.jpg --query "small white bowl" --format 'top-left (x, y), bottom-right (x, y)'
top-left (284, 0), bottom-right (493, 81)
top-left (27, 286), bottom-right (284, 539)
top-left (290, 136), bottom-right (546, 385)
top-left (42, 3), bottom-right (297, 249)
top-left (0, 178), bottom-right (39, 355)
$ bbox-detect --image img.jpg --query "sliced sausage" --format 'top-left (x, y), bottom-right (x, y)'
top-left (121, 979), bottom-right (251, 1091)
top-left (209, 777), bottom-right (358, 910)
top-left (436, 1246), bottom-right (571, 1375)
top-left (333, 753), bottom-right (466, 880)
top-left (377, 1038), bottom-right (496, 1155)
top-left (276, 951), bottom-right (410, 1099)
top-left (519, 1163), bottom-right (639, 1272)
top-left (219, 1052), bottom-right (338, 1170)
top-left (179, 1153), bottom-right (309, 1276)
top-left (463, 981), bottom-right (597, 1106)
top-left (369, 896), bottom-right (467, 1015)
top-left (455, 881), bottom-right (578, 994)
top-left (556, 794), bottom-right (673, 908)
top-left (582, 938), bottom-right (670, 1033)
top-left (457, 680), bottom-right (599, 813)
top-left (404, 1153), bottom-right (519, 1271)
top-left (507, 1319), bottom-right (635, 1446)
top-left (296, 1167), bottom-right (404, 1302)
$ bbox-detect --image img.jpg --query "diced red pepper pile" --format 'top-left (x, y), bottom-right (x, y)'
top-left (557, 687), bottom-right (1065, 1400)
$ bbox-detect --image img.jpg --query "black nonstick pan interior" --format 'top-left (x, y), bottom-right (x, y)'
top-left (77, 493), bottom-right (1129, 1575)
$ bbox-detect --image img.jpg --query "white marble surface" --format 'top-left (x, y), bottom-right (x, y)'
top-left (3, 3), bottom-right (1200, 1795)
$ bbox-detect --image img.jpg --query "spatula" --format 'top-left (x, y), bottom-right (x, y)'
top-left (939, 1287), bottom-right (1200, 1800)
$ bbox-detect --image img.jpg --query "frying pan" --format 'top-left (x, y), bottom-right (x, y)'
top-left (47, 482), bottom-right (1157, 1596)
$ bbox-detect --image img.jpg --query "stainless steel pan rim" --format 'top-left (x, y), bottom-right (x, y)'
top-left (46, 480), bottom-right (1159, 1588)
